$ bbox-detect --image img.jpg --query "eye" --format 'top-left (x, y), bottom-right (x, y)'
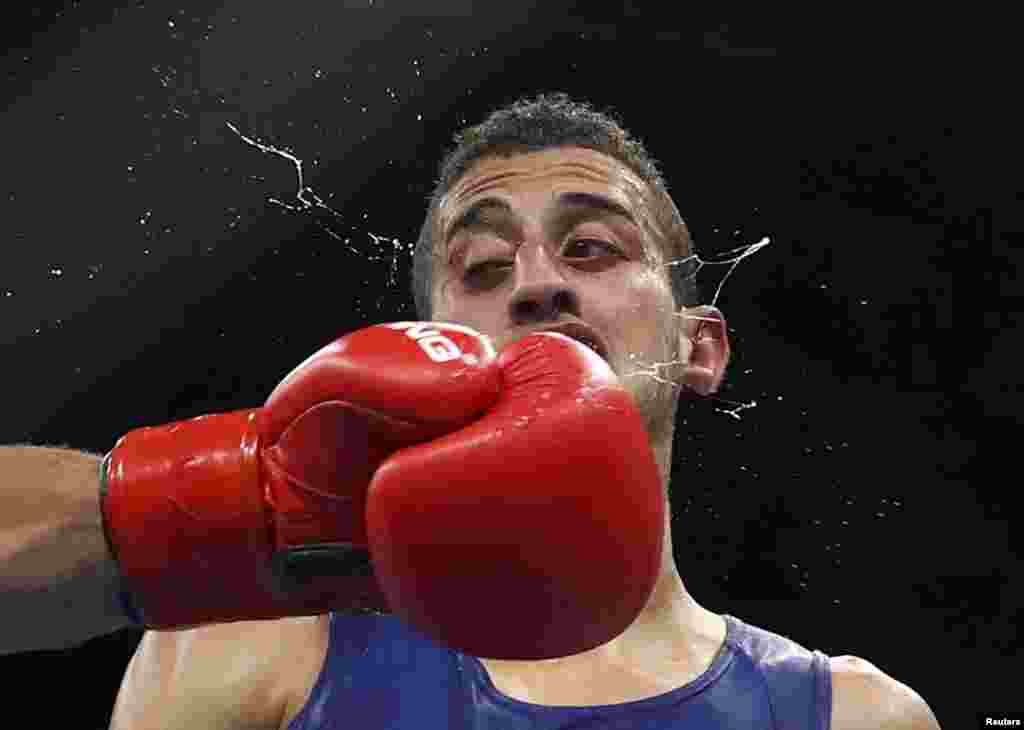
top-left (463, 260), bottom-right (512, 284)
top-left (565, 239), bottom-right (620, 258)
top-left (461, 240), bottom-right (622, 288)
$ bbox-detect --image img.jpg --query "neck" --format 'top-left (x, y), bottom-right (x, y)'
top-left (589, 431), bottom-right (711, 663)
top-left (528, 428), bottom-right (720, 670)
top-left (478, 420), bottom-right (724, 679)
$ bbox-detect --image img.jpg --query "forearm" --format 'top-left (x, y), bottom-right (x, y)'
top-left (0, 445), bottom-right (133, 655)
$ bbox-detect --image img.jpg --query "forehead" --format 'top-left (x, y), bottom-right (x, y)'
top-left (440, 146), bottom-right (652, 223)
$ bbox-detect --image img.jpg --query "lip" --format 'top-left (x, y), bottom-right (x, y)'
top-left (524, 322), bottom-right (610, 363)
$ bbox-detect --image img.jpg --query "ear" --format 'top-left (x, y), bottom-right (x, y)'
top-left (678, 305), bottom-right (730, 397)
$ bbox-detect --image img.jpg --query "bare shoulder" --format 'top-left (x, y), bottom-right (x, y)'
top-left (279, 613), bottom-right (332, 728)
top-left (143, 612), bottom-right (328, 693)
top-left (829, 655), bottom-right (942, 730)
top-left (111, 613), bottom-right (329, 730)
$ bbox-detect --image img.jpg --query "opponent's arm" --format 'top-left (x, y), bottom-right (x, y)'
top-left (0, 322), bottom-right (500, 655)
top-left (0, 445), bottom-right (132, 655)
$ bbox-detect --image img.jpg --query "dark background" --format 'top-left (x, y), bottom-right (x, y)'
top-left (1, 2), bottom-right (1015, 727)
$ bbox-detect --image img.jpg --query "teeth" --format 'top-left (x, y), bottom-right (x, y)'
top-left (541, 328), bottom-right (603, 358)
top-left (576, 337), bottom-right (600, 355)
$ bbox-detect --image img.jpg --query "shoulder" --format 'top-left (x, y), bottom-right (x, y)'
top-left (278, 614), bottom-right (332, 728)
top-left (829, 655), bottom-right (942, 730)
top-left (113, 614), bottom-right (329, 730)
top-left (143, 612), bottom-right (328, 680)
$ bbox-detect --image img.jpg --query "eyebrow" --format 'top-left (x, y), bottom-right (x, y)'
top-left (444, 191), bottom-right (640, 249)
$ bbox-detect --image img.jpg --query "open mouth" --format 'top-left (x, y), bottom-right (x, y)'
top-left (542, 324), bottom-right (609, 362)
top-left (504, 323), bottom-right (611, 366)
top-left (573, 335), bottom-right (604, 358)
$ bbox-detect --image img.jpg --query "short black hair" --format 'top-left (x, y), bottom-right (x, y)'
top-left (410, 92), bottom-right (700, 320)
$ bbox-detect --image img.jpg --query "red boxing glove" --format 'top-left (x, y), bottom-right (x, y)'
top-left (367, 332), bottom-right (665, 660)
top-left (100, 322), bottom-right (500, 629)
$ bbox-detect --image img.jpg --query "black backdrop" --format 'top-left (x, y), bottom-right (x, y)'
top-left (1, 2), bottom-right (1015, 727)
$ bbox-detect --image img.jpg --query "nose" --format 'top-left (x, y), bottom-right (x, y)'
top-left (510, 286), bottom-right (578, 324)
top-left (507, 245), bottom-right (581, 325)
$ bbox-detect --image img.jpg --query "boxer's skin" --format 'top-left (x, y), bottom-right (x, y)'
top-left (424, 146), bottom-right (940, 725)
top-left (110, 146), bottom-right (940, 729)
top-left (431, 146), bottom-right (730, 704)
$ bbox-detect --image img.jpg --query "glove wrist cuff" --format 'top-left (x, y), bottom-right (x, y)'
top-left (100, 409), bottom-right (264, 628)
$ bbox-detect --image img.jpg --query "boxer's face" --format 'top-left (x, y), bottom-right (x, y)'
top-left (431, 146), bottom-right (694, 439)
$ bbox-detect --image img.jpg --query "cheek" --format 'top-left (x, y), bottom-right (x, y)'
top-left (434, 287), bottom-right (497, 334)
top-left (433, 277), bottom-right (468, 322)
top-left (602, 279), bottom-right (674, 358)
top-left (616, 271), bottom-right (673, 325)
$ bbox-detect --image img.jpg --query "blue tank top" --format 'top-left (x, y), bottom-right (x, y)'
top-left (287, 611), bottom-right (831, 729)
